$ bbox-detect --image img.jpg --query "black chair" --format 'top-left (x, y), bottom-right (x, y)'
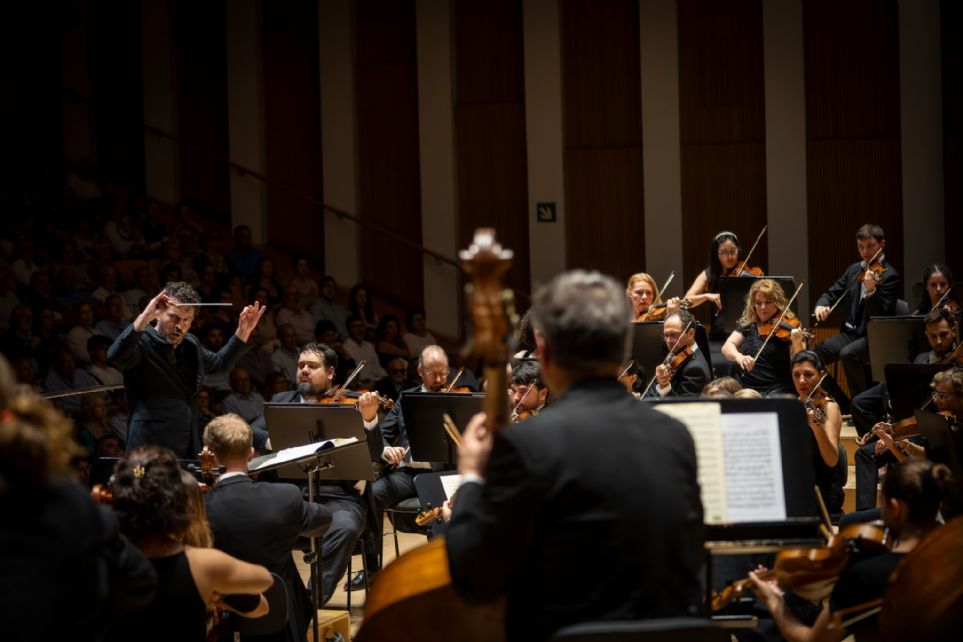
top-left (550, 618), bottom-right (729, 642)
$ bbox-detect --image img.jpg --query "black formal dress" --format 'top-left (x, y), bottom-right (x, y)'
top-left (447, 378), bottom-right (705, 642)
top-left (733, 323), bottom-right (795, 395)
top-left (205, 474), bottom-right (331, 642)
top-left (108, 324), bottom-right (249, 458)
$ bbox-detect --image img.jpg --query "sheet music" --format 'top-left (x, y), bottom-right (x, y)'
top-left (654, 403), bottom-right (729, 523)
top-left (719, 412), bottom-right (786, 522)
top-left (249, 437), bottom-right (359, 472)
top-left (440, 474), bottom-right (463, 500)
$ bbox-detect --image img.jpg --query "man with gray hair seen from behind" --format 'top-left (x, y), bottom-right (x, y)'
top-left (446, 270), bottom-right (705, 642)
top-left (108, 281), bottom-right (266, 458)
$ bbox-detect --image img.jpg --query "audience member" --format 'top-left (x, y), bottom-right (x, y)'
top-left (402, 308), bottom-right (435, 357)
top-left (276, 282), bottom-right (315, 345)
top-left (347, 284), bottom-right (378, 329)
top-left (308, 275), bottom-right (349, 339)
top-left (375, 314), bottom-right (412, 367)
top-left (343, 315), bottom-right (387, 384)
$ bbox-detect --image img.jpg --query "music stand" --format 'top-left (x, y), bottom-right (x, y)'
top-left (867, 316), bottom-right (927, 381)
top-left (718, 276), bottom-right (797, 337)
top-left (249, 439), bottom-right (372, 642)
top-left (413, 470), bottom-right (461, 511)
top-left (400, 393), bottom-right (485, 464)
top-left (263, 403), bottom-right (366, 479)
top-left (884, 364), bottom-right (946, 420)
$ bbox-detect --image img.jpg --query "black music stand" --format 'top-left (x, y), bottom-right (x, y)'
top-left (400, 393), bottom-right (485, 464)
top-left (884, 364), bottom-right (946, 420)
top-left (250, 439), bottom-right (372, 642)
top-left (867, 316), bottom-right (927, 381)
top-left (718, 276), bottom-right (797, 337)
top-left (263, 403), bottom-right (366, 479)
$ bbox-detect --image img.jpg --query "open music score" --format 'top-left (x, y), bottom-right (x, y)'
top-left (249, 436), bottom-right (360, 472)
top-left (653, 403), bottom-right (786, 524)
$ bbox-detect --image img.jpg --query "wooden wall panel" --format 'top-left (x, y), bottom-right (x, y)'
top-left (561, 0), bottom-right (644, 278)
top-left (804, 0), bottom-right (903, 311)
top-left (942, 0), bottom-right (962, 282)
top-left (174, 0), bottom-right (230, 222)
top-left (454, 0), bottom-right (530, 297)
top-left (262, 0), bottom-right (324, 261)
top-left (677, 0), bottom-right (767, 323)
top-left (355, 0), bottom-right (423, 311)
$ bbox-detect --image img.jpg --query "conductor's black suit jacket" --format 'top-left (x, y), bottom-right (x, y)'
top-left (205, 475), bottom-right (330, 642)
top-left (446, 378), bottom-right (705, 642)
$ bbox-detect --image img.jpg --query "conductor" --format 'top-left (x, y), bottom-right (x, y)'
top-left (108, 281), bottom-right (266, 458)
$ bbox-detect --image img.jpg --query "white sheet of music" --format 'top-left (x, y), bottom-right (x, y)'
top-left (441, 474), bottom-right (463, 499)
top-left (249, 437), bottom-right (358, 471)
top-left (719, 412), bottom-right (786, 522)
top-left (654, 403), bottom-right (729, 523)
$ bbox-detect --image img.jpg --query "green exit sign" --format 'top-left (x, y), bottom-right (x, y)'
top-left (536, 202), bottom-right (557, 223)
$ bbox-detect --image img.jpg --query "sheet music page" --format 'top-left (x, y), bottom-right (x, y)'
top-left (440, 474), bottom-right (463, 500)
top-left (719, 412), bottom-right (786, 522)
top-left (653, 403), bottom-right (729, 523)
top-left (250, 437), bottom-right (359, 471)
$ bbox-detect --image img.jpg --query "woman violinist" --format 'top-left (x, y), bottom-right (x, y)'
top-left (682, 231), bottom-right (763, 373)
top-left (626, 272), bottom-right (676, 322)
top-left (749, 459), bottom-right (954, 642)
top-left (721, 279), bottom-right (802, 395)
top-left (792, 350), bottom-right (844, 516)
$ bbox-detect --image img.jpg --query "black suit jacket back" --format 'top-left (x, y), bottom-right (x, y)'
top-left (446, 378), bottom-right (704, 641)
top-left (205, 476), bottom-right (329, 642)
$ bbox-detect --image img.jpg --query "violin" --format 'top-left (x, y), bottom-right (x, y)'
top-left (757, 315), bottom-right (802, 343)
top-left (667, 345), bottom-right (695, 374)
top-left (727, 261), bottom-right (764, 278)
top-left (415, 490), bottom-right (459, 526)
top-left (319, 389), bottom-right (396, 410)
top-left (638, 298), bottom-right (691, 322)
top-left (442, 367), bottom-right (472, 394)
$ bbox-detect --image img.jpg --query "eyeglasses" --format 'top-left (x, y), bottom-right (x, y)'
top-left (422, 369), bottom-right (450, 379)
top-left (718, 250), bottom-right (739, 257)
top-left (932, 391), bottom-right (955, 400)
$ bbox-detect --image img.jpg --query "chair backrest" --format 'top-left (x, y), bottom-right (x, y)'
top-left (234, 572), bottom-right (289, 636)
top-left (550, 618), bottom-right (729, 642)
top-left (895, 299), bottom-right (910, 316)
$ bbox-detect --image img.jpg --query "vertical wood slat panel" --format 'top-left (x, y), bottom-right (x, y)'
top-left (677, 0), bottom-right (767, 325)
top-left (262, 0), bottom-right (324, 261)
top-left (561, 0), bottom-right (644, 278)
top-left (454, 0), bottom-right (530, 298)
top-left (355, 0), bottom-right (423, 311)
top-left (804, 0), bottom-right (903, 310)
top-left (942, 0), bottom-right (963, 282)
top-left (174, 0), bottom-right (230, 221)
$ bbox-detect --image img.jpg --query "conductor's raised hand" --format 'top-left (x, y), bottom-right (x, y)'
top-left (134, 291), bottom-right (174, 332)
top-left (458, 412), bottom-right (493, 478)
top-left (235, 301), bottom-right (267, 342)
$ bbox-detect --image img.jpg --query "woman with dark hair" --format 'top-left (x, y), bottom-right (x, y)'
top-left (375, 314), bottom-right (412, 367)
top-left (108, 445), bottom-right (271, 642)
top-left (347, 284), bottom-right (378, 329)
top-left (403, 308), bottom-right (436, 356)
top-left (791, 349), bottom-right (843, 516)
top-left (750, 459), bottom-right (954, 642)
top-left (916, 263), bottom-right (959, 319)
top-left (683, 231), bottom-right (764, 374)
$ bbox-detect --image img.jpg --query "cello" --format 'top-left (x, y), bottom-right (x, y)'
top-left (357, 229), bottom-right (513, 642)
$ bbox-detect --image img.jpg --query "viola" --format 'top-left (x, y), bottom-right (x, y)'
top-left (803, 388), bottom-right (830, 425)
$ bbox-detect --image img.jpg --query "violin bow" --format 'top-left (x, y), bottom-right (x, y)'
top-left (812, 246), bottom-right (885, 329)
top-left (616, 359), bottom-right (636, 383)
top-left (802, 372), bottom-right (830, 405)
top-left (641, 320), bottom-right (694, 397)
top-left (326, 360), bottom-right (365, 401)
top-left (511, 381), bottom-right (535, 417)
top-left (752, 282), bottom-right (805, 361)
top-left (934, 286), bottom-right (953, 309)
top-left (736, 225), bottom-right (767, 277)
top-left (640, 271), bottom-right (675, 322)
top-left (443, 367), bottom-right (465, 392)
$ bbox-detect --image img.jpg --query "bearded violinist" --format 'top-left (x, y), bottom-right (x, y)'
top-left (644, 310), bottom-right (710, 398)
top-left (811, 224), bottom-right (901, 397)
top-left (851, 307), bottom-right (959, 512)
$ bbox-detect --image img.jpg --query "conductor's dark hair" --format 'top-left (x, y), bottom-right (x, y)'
top-left (162, 281), bottom-right (200, 305)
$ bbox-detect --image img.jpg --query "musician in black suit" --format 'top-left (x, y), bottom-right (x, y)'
top-left (812, 224), bottom-right (901, 396)
top-left (446, 270), bottom-right (705, 642)
top-left (644, 310), bottom-right (711, 399)
top-left (268, 342), bottom-right (380, 604)
top-left (107, 282), bottom-right (265, 458)
top-left (202, 414), bottom-right (330, 642)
